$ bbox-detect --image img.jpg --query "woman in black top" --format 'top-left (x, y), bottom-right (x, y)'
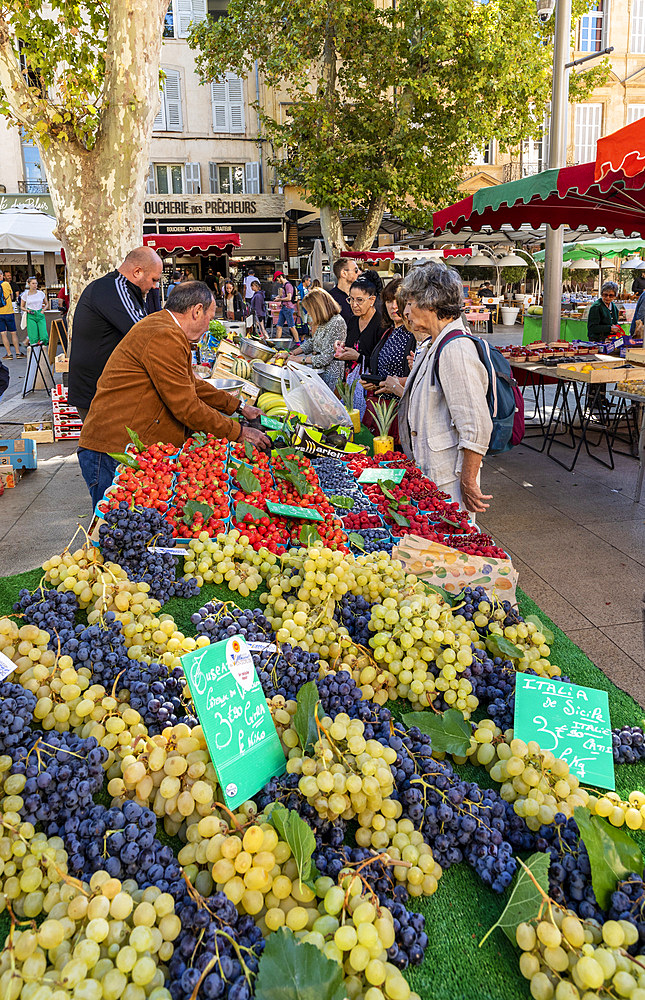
top-left (222, 279), bottom-right (245, 321)
top-left (336, 270), bottom-right (383, 367)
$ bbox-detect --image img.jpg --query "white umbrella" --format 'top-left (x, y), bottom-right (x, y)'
top-left (0, 208), bottom-right (60, 252)
top-left (310, 239), bottom-right (323, 285)
top-left (621, 257), bottom-right (645, 269)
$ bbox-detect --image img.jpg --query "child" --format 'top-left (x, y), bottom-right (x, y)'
top-left (250, 280), bottom-right (268, 338)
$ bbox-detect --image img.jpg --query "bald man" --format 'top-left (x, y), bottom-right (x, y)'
top-left (68, 246), bottom-right (164, 419)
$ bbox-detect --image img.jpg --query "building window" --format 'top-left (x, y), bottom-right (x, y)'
top-left (579, 2), bottom-right (604, 52)
top-left (185, 163), bottom-right (201, 194)
top-left (574, 104), bottom-right (602, 163)
top-left (152, 164), bottom-right (184, 194)
top-left (153, 69), bottom-right (183, 132)
top-left (210, 74), bottom-right (245, 133)
top-left (21, 134), bottom-right (48, 193)
top-left (631, 0), bottom-right (645, 52)
top-left (208, 162), bottom-right (260, 193)
top-left (163, 0), bottom-right (207, 38)
top-left (627, 104), bottom-right (645, 124)
top-left (207, 0), bottom-right (229, 18)
top-left (472, 141), bottom-right (494, 165)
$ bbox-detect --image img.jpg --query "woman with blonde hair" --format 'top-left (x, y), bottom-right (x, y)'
top-left (286, 287), bottom-right (346, 388)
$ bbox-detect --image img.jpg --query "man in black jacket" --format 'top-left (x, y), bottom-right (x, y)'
top-left (68, 246), bottom-right (163, 419)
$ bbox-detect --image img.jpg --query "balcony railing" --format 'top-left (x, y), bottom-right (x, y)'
top-left (18, 180), bottom-right (49, 193)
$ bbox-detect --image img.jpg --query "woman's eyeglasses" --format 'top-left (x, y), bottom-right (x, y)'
top-left (347, 296), bottom-right (368, 305)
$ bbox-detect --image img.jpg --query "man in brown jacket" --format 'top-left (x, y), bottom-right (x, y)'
top-left (78, 281), bottom-right (269, 507)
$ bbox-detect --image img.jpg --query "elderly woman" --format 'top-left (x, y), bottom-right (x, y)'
top-left (397, 262), bottom-right (493, 514)
top-left (587, 281), bottom-right (623, 342)
top-left (282, 288), bottom-right (346, 389)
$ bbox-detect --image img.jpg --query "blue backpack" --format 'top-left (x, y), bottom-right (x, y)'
top-left (432, 330), bottom-right (524, 454)
top-left (0, 284), bottom-right (5, 309)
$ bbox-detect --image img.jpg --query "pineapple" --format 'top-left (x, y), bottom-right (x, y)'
top-left (371, 397), bottom-right (398, 454)
top-left (336, 379), bottom-right (361, 434)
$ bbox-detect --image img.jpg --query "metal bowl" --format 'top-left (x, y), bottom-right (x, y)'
top-left (208, 377), bottom-right (244, 392)
top-left (250, 360), bottom-right (289, 394)
top-left (239, 336), bottom-right (276, 362)
top-left (268, 337), bottom-right (292, 350)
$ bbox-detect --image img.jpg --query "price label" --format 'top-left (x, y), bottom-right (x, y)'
top-left (266, 501), bottom-right (323, 521)
top-left (0, 650), bottom-right (16, 681)
top-left (514, 674), bottom-right (614, 789)
top-left (181, 636), bottom-right (285, 809)
top-left (358, 468), bottom-right (406, 484)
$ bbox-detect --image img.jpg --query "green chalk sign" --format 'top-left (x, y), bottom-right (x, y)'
top-left (181, 635), bottom-right (286, 809)
top-left (514, 673), bottom-right (615, 790)
top-left (266, 501), bottom-right (323, 521)
top-left (357, 467), bottom-right (406, 484)
top-left (260, 415), bottom-right (285, 430)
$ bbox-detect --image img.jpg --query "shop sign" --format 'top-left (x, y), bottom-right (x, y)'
top-left (0, 194), bottom-right (54, 214)
top-left (144, 193), bottom-right (285, 221)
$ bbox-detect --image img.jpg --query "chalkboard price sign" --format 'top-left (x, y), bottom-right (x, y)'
top-left (514, 673), bottom-right (615, 790)
top-left (181, 635), bottom-right (286, 809)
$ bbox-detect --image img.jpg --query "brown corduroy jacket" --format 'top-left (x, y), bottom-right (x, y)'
top-left (79, 310), bottom-right (242, 454)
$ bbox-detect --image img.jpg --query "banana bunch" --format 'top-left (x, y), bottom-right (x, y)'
top-left (257, 391), bottom-right (289, 416)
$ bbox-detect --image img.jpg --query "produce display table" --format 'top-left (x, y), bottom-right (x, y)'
top-left (522, 313), bottom-right (630, 345)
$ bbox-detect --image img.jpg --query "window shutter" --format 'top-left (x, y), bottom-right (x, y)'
top-left (186, 162), bottom-right (201, 194)
top-left (227, 75), bottom-right (245, 134)
top-left (631, 0), bottom-right (645, 52)
top-left (177, 0), bottom-right (206, 37)
top-left (245, 161), bottom-right (261, 194)
top-left (209, 162), bottom-right (219, 193)
top-left (574, 104), bottom-right (602, 163)
top-left (152, 90), bottom-right (166, 131)
top-left (627, 105), bottom-right (645, 125)
top-left (211, 80), bottom-right (228, 131)
top-left (146, 163), bottom-right (156, 195)
top-left (164, 70), bottom-right (183, 132)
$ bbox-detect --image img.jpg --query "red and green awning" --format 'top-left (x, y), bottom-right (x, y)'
top-left (433, 160), bottom-right (645, 238)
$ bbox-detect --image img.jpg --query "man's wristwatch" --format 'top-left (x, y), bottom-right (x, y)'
top-left (236, 400), bottom-right (246, 415)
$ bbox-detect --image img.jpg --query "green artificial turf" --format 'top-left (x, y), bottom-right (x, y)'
top-left (0, 569), bottom-right (644, 1000)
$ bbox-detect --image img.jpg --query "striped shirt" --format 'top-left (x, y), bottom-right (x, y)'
top-left (68, 269), bottom-right (147, 410)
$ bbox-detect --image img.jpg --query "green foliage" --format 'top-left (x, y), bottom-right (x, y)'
top-left (401, 708), bottom-right (472, 755)
top-left (500, 266), bottom-right (527, 286)
top-left (574, 807), bottom-right (644, 910)
top-left (190, 0), bottom-right (606, 229)
top-left (480, 853), bottom-right (551, 946)
top-left (254, 928), bottom-right (345, 1000)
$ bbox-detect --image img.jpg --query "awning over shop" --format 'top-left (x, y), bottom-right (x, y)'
top-left (340, 249), bottom-right (395, 262)
top-left (0, 208), bottom-right (61, 252)
top-left (432, 161), bottom-right (645, 239)
top-left (143, 233), bottom-right (242, 256)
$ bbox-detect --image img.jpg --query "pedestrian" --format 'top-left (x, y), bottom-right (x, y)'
top-left (587, 281), bottom-right (622, 342)
top-left (477, 281), bottom-right (496, 335)
top-left (167, 271), bottom-right (181, 297)
top-left (363, 276), bottom-right (416, 401)
top-left (311, 279), bottom-right (322, 289)
top-left (249, 280), bottom-right (268, 338)
top-left (329, 258), bottom-right (360, 325)
top-left (336, 270), bottom-right (384, 368)
top-left (204, 267), bottom-right (217, 292)
top-left (286, 288), bottom-right (346, 388)
top-left (397, 261), bottom-right (493, 514)
top-left (77, 281), bottom-right (270, 508)
top-left (0, 269), bottom-right (24, 360)
top-left (68, 246), bottom-right (163, 421)
top-left (243, 268), bottom-right (258, 303)
top-left (273, 271), bottom-right (300, 344)
top-left (222, 279), bottom-right (245, 320)
top-left (631, 270), bottom-right (645, 296)
top-left (20, 277), bottom-right (48, 347)
top-left (297, 274), bottom-right (312, 302)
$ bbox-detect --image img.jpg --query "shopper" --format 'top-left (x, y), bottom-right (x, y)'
top-left (273, 271), bottom-right (299, 343)
top-left (368, 277), bottom-right (416, 384)
top-left (204, 267), bottom-right (218, 293)
top-left (587, 281), bottom-right (622, 342)
top-left (336, 270), bottom-right (383, 367)
top-left (77, 282), bottom-right (270, 508)
top-left (68, 246), bottom-right (163, 420)
top-left (222, 279), bottom-right (245, 321)
top-left (20, 277), bottom-right (48, 346)
top-left (632, 270), bottom-right (645, 295)
top-left (297, 275), bottom-right (312, 302)
top-left (250, 280), bottom-right (267, 338)
top-left (329, 258), bottom-right (360, 325)
top-left (0, 269), bottom-right (23, 360)
top-left (243, 268), bottom-right (258, 303)
top-left (167, 271), bottom-right (182, 296)
top-left (398, 261), bottom-right (493, 514)
top-left (287, 288), bottom-right (346, 388)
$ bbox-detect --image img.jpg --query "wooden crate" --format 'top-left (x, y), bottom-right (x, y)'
top-left (54, 356), bottom-right (69, 373)
top-left (625, 347), bottom-right (645, 366)
top-left (556, 360), bottom-right (645, 383)
top-left (22, 426), bottom-right (54, 443)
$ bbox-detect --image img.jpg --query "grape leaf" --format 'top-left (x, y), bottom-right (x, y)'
top-left (244, 439), bottom-right (254, 463)
top-left (267, 804), bottom-right (318, 889)
top-left (293, 680), bottom-right (319, 754)
top-left (422, 583), bottom-right (465, 608)
top-left (235, 501), bottom-right (266, 523)
top-left (480, 853), bottom-right (551, 946)
top-left (486, 634), bottom-right (524, 660)
top-left (348, 532), bottom-right (366, 552)
top-left (574, 807), bottom-right (644, 910)
top-left (525, 615), bottom-right (555, 646)
top-left (254, 928), bottom-right (345, 1000)
top-left (125, 426), bottom-right (146, 453)
top-left (300, 524), bottom-right (322, 546)
top-left (182, 500), bottom-right (214, 527)
top-left (232, 462), bottom-right (260, 494)
top-left (329, 494), bottom-right (353, 509)
top-left (107, 452), bottom-right (140, 469)
top-left (389, 509), bottom-right (410, 527)
top-left (402, 709), bottom-right (472, 755)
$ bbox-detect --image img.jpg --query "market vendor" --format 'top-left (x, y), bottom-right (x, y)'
top-left (77, 281), bottom-right (269, 507)
top-left (587, 281), bottom-right (623, 342)
top-left (397, 261), bottom-right (493, 514)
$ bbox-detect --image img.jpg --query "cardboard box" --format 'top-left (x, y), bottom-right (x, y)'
top-left (52, 384), bottom-right (67, 399)
top-left (0, 438), bottom-right (37, 469)
top-left (54, 356), bottom-right (69, 373)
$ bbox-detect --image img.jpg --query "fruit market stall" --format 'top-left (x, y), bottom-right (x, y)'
top-left (0, 429), bottom-right (644, 1000)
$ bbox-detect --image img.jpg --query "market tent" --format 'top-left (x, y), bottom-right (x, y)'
top-left (432, 160), bottom-right (645, 239)
top-left (532, 237), bottom-right (645, 262)
top-left (0, 208), bottom-right (61, 252)
top-left (142, 233), bottom-right (241, 256)
top-left (595, 116), bottom-right (645, 182)
top-left (340, 249), bottom-right (395, 262)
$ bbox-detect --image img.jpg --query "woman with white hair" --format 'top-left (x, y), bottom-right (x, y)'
top-left (397, 262), bottom-right (493, 514)
top-left (587, 281), bottom-right (622, 342)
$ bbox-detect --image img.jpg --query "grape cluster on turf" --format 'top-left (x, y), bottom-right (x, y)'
top-left (334, 595), bottom-right (375, 646)
top-left (608, 870), bottom-right (645, 953)
top-left (0, 680), bottom-right (36, 753)
top-left (191, 601), bottom-right (274, 644)
top-left (9, 731), bottom-right (108, 824)
top-left (99, 502), bottom-right (200, 603)
top-left (13, 585), bottom-right (79, 631)
top-left (612, 725), bottom-right (645, 764)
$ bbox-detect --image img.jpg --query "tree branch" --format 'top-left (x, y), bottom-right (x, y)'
top-left (352, 196), bottom-right (388, 251)
top-left (0, 14), bottom-right (52, 129)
